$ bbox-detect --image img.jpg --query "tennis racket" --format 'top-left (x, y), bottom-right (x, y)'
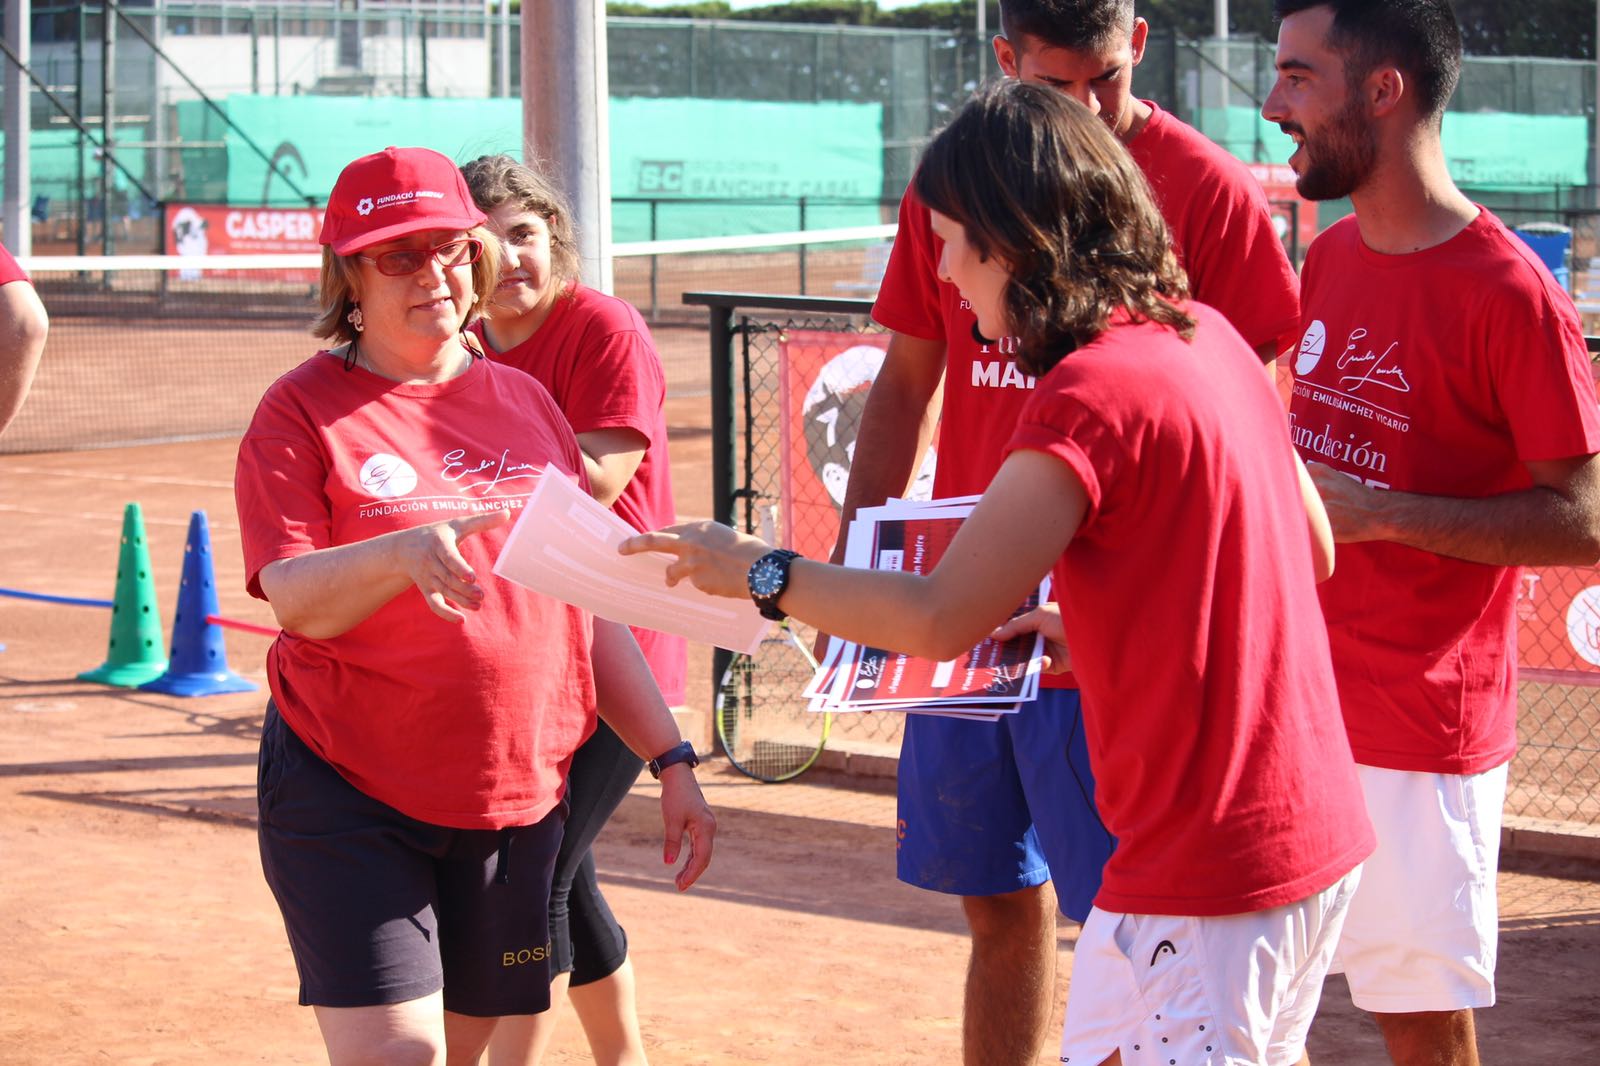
top-left (716, 618), bottom-right (831, 783)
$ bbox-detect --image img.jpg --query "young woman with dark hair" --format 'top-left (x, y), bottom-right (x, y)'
top-left (622, 82), bottom-right (1372, 1066)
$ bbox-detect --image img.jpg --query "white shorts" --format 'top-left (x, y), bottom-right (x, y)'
top-left (1331, 762), bottom-right (1507, 1014)
top-left (1059, 868), bottom-right (1361, 1066)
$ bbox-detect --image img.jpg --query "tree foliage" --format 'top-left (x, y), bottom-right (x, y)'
top-left (607, 0), bottom-right (1598, 57)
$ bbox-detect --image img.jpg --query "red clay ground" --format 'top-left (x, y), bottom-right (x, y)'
top-left (4, 396), bottom-right (1600, 1063)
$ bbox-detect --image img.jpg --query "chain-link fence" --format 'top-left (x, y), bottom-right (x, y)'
top-left (695, 292), bottom-right (1600, 830)
top-left (1507, 342), bottom-right (1600, 829)
top-left (693, 292), bottom-right (905, 763)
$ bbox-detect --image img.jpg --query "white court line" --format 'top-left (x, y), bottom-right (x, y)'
top-left (0, 503), bottom-right (236, 531)
top-left (0, 465), bottom-right (234, 490)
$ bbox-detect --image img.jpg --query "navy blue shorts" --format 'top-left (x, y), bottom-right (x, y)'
top-left (895, 687), bottom-right (1114, 921)
top-left (257, 702), bottom-right (565, 1017)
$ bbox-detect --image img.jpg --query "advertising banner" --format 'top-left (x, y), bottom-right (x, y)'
top-left (1518, 564), bottom-right (1600, 679)
top-left (164, 202), bottom-right (324, 280)
top-left (777, 330), bottom-right (937, 561)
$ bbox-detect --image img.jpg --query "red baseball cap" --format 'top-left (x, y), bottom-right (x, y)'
top-left (319, 146), bottom-right (487, 255)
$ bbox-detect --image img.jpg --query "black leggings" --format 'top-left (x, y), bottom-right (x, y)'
top-left (550, 718), bottom-right (645, 986)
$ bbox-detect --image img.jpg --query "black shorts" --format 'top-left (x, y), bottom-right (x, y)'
top-left (257, 701), bottom-right (565, 1017)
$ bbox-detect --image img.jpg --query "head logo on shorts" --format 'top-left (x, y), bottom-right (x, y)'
top-left (1295, 320), bottom-right (1328, 377)
top-left (359, 453), bottom-right (419, 499)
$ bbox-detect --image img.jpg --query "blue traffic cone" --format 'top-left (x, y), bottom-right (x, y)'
top-left (140, 511), bottom-right (257, 698)
top-left (80, 503), bottom-right (169, 687)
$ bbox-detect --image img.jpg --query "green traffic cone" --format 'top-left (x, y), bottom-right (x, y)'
top-left (79, 502), bottom-right (169, 687)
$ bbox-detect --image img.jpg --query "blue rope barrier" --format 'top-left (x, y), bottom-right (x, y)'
top-left (0, 587), bottom-right (115, 609)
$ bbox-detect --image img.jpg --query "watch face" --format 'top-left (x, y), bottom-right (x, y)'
top-left (752, 559), bottom-right (784, 596)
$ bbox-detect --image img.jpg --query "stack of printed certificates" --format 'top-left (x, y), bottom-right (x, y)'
top-left (806, 496), bottom-right (1049, 722)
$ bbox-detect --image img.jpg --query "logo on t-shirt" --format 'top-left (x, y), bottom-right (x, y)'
top-left (359, 453), bottom-right (419, 498)
top-left (1295, 319), bottom-right (1327, 377)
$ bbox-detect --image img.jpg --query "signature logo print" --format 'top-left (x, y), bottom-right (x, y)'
top-left (356, 197), bottom-right (374, 216)
top-left (1336, 328), bottom-right (1412, 395)
top-left (1295, 319), bottom-right (1328, 377)
top-left (359, 453), bottom-right (418, 498)
top-left (441, 448), bottom-right (541, 496)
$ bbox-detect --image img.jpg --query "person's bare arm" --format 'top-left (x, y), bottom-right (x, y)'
top-left (1297, 456), bottom-right (1335, 581)
top-left (623, 449), bottom-right (1086, 662)
top-left (0, 279), bottom-right (48, 435)
top-left (256, 509), bottom-right (512, 638)
top-left (589, 619), bottom-right (715, 890)
top-left (1307, 453), bottom-right (1600, 567)
top-left (826, 331), bottom-right (947, 565)
top-left (575, 427), bottom-right (649, 508)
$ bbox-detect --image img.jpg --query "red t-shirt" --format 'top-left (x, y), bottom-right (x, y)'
top-left (873, 104), bottom-right (1298, 687)
top-left (874, 106), bottom-right (1300, 501)
top-left (1127, 101), bottom-right (1302, 359)
top-left (236, 352), bottom-right (598, 830)
top-left (0, 245), bottom-right (28, 285)
top-left (1291, 210), bottom-right (1600, 774)
top-left (474, 283), bottom-right (686, 704)
top-left (1006, 305), bottom-right (1373, 916)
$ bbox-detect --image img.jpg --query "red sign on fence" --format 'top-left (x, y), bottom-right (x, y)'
top-left (777, 330), bottom-right (937, 560)
top-left (1247, 162), bottom-right (1319, 257)
top-left (1518, 564), bottom-right (1600, 677)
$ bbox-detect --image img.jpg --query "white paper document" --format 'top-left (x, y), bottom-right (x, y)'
top-left (492, 467), bottom-right (768, 655)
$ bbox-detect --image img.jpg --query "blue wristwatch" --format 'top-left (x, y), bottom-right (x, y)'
top-left (747, 548), bottom-right (801, 621)
top-left (648, 740), bottom-right (699, 779)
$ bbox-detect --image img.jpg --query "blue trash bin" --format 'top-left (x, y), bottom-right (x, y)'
top-left (1514, 222), bottom-right (1572, 290)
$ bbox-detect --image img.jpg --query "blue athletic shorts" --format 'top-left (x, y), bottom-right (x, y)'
top-left (895, 688), bottom-right (1114, 922)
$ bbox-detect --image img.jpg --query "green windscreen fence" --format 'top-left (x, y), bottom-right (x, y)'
top-left (1194, 106), bottom-right (1589, 192)
top-left (170, 94), bottom-right (883, 241)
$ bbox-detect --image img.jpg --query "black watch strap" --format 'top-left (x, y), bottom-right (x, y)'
top-left (748, 548), bottom-right (802, 621)
top-left (648, 739), bottom-right (699, 779)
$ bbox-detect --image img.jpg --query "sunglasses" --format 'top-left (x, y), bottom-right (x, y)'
top-left (359, 237), bottom-right (484, 277)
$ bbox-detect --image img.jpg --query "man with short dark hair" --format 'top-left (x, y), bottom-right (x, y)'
top-left (0, 243), bottom-right (47, 436)
top-left (1263, 3), bottom-right (1600, 1063)
top-left (831, 2), bottom-right (1302, 1062)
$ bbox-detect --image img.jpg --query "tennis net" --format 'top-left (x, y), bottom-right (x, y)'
top-left (5, 225), bottom-right (895, 455)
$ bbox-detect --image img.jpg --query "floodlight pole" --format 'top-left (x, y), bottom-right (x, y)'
top-left (978, 1), bottom-right (987, 80)
top-left (498, 0), bottom-right (510, 99)
top-left (2, 0), bottom-right (31, 255)
top-left (524, 1), bottom-right (612, 293)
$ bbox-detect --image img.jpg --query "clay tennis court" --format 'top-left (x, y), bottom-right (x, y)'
top-left (3, 313), bottom-right (1600, 1063)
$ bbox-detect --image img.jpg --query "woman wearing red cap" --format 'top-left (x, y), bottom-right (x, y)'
top-left (458, 153), bottom-right (681, 1066)
top-left (234, 146), bottom-right (716, 1066)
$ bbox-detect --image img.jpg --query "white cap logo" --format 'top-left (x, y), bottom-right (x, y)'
top-left (356, 197), bottom-right (374, 217)
top-left (1295, 320), bottom-right (1328, 377)
top-left (359, 453), bottom-right (418, 499)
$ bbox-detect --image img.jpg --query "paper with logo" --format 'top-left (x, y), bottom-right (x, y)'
top-left (492, 467), bottom-right (767, 654)
top-left (801, 497), bottom-right (1047, 717)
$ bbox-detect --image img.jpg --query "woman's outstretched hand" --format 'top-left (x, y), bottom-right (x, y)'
top-left (619, 521), bottom-right (772, 599)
